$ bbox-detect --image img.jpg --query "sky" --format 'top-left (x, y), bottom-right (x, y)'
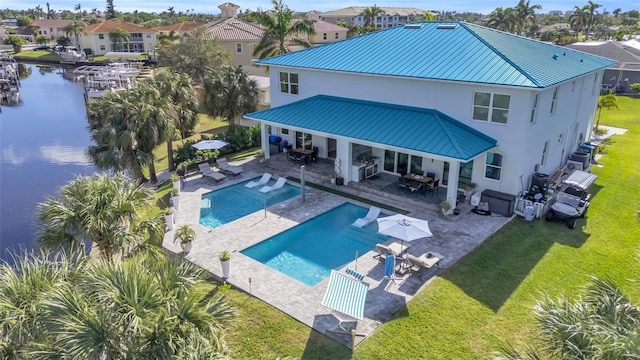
top-left (4, 0), bottom-right (638, 15)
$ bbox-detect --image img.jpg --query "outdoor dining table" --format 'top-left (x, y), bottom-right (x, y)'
top-left (290, 148), bottom-right (313, 164)
top-left (402, 173), bottom-right (433, 184)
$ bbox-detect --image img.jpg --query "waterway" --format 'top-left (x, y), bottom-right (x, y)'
top-left (0, 64), bottom-right (95, 263)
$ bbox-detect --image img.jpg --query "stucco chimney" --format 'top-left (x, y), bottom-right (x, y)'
top-left (218, 2), bottom-right (240, 19)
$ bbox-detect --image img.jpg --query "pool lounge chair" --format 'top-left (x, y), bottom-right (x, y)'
top-left (352, 206), bottom-right (381, 228)
top-left (198, 163), bottom-right (226, 182)
top-left (403, 253), bottom-right (443, 276)
top-left (245, 173), bottom-right (272, 188)
top-left (216, 157), bottom-right (244, 176)
top-left (372, 242), bottom-right (410, 262)
top-left (259, 177), bottom-right (287, 193)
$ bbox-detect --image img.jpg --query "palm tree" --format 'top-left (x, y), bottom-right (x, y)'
top-left (251, 0), bottom-right (315, 60)
top-left (0, 250), bottom-right (236, 358)
top-left (513, 0), bottom-right (542, 36)
top-left (595, 93), bottom-right (619, 130)
top-left (204, 65), bottom-right (259, 129)
top-left (497, 277), bottom-right (640, 359)
top-left (62, 19), bottom-right (85, 51)
top-left (612, 8), bottom-right (621, 17)
top-left (362, 4), bottom-right (383, 29)
top-left (74, 3), bottom-right (81, 15)
top-left (569, 5), bottom-right (587, 38)
top-left (487, 7), bottom-right (516, 33)
top-left (584, 1), bottom-right (602, 39)
top-left (36, 173), bottom-right (163, 260)
top-left (108, 28), bottom-right (129, 52)
top-left (337, 21), bottom-right (363, 38)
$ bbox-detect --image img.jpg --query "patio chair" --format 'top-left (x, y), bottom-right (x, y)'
top-left (259, 177), bottom-right (287, 193)
top-left (403, 253), bottom-right (442, 276)
top-left (398, 177), bottom-right (410, 192)
top-left (216, 157), bottom-right (244, 176)
top-left (352, 206), bottom-right (381, 228)
top-left (198, 163), bottom-right (226, 183)
top-left (425, 179), bottom-right (440, 197)
top-left (373, 244), bottom-right (398, 262)
top-left (245, 173), bottom-right (272, 188)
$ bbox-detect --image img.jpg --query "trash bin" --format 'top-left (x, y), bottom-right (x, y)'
top-left (524, 204), bottom-right (535, 221)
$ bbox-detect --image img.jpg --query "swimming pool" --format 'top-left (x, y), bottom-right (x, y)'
top-left (199, 177), bottom-right (300, 229)
top-left (241, 203), bottom-right (389, 286)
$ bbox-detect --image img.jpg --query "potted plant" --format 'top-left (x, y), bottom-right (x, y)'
top-left (219, 250), bottom-right (231, 278)
top-left (176, 162), bottom-right (187, 177)
top-left (164, 208), bottom-right (174, 231)
top-left (335, 159), bottom-right (344, 186)
top-left (255, 150), bottom-right (265, 163)
top-left (329, 171), bottom-right (337, 185)
top-left (169, 173), bottom-right (180, 192)
top-left (463, 182), bottom-right (476, 200)
top-left (174, 224), bottom-right (195, 253)
top-left (441, 199), bottom-right (452, 215)
top-left (170, 188), bottom-right (180, 211)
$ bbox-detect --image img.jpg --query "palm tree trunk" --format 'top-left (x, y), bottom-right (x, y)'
top-left (167, 140), bottom-right (175, 171)
top-left (148, 160), bottom-right (158, 184)
top-left (124, 154), bottom-right (145, 185)
top-left (596, 107), bottom-right (602, 131)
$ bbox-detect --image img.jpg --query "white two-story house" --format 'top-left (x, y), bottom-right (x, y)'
top-left (245, 22), bottom-right (615, 210)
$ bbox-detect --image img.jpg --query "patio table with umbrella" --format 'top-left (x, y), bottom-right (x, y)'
top-left (376, 214), bottom-right (433, 254)
top-left (192, 139), bottom-right (229, 151)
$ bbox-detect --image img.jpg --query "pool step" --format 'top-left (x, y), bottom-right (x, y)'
top-left (338, 225), bottom-right (387, 247)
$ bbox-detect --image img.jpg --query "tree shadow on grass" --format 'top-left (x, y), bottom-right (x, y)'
top-left (303, 316), bottom-right (354, 359)
top-left (442, 219), bottom-right (589, 312)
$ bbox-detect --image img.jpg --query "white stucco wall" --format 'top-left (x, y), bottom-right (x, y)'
top-left (266, 66), bottom-right (602, 195)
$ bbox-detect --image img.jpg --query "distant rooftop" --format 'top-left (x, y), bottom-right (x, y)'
top-left (203, 17), bottom-right (264, 41)
top-left (258, 21), bottom-right (616, 88)
top-left (321, 6), bottom-right (426, 17)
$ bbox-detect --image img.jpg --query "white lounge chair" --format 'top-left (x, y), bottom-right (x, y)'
top-left (352, 206), bottom-right (381, 228)
top-left (198, 163), bottom-right (226, 182)
top-left (259, 177), bottom-right (286, 193)
top-left (245, 173), bottom-right (272, 188)
top-left (217, 157), bottom-right (244, 176)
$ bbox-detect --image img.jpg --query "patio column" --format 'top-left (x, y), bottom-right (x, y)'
top-left (445, 161), bottom-right (460, 214)
top-left (336, 139), bottom-right (351, 183)
top-left (261, 122), bottom-right (270, 160)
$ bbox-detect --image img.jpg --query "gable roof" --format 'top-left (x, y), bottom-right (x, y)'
top-left (203, 17), bottom-right (264, 41)
top-left (258, 21), bottom-right (617, 88)
top-left (313, 21), bottom-right (348, 32)
top-left (150, 21), bottom-right (203, 32)
top-left (31, 19), bottom-right (73, 28)
top-left (564, 41), bottom-right (640, 67)
top-left (84, 20), bottom-right (154, 34)
top-left (245, 95), bottom-right (496, 161)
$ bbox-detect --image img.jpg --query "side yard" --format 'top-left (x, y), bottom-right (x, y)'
top-left (219, 96), bottom-right (640, 359)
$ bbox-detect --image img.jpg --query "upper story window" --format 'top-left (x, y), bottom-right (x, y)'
top-left (530, 93), bottom-right (539, 124)
top-left (146, 34), bottom-right (151, 38)
top-left (335, 32), bottom-right (339, 39)
top-left (550, 87), bottom-right (559, 114)
top-left (541, 140), bottom-right (549, 165)
top-left (323, 33), bottom-right (327, 40)
top-left (235, 43), bottom-right (242, 53)
top-left (279, 72), bottom-right (299, 95)
top-left (98, 34), bottom-right (104, 39)
top-left (473, 92), bottom-right (510, 124)
top-left (485, 151), bottom-right (503, 180)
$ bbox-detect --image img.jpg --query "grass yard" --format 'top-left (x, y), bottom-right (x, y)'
top-left (12, 50), bottom-right (62, 61)
top-left (220, 95), bottom-right (640, 359)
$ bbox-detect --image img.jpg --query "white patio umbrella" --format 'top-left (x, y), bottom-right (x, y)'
top-left (192, 139), bottom-right (229, 151)
top-left (376, 214), bottom-right (433, 253)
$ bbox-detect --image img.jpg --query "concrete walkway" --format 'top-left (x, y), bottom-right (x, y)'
top-left (162, 156), bottom-right (512, 348)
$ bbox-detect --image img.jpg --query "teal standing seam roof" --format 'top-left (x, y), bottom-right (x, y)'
top-left (245, 95), bottom-right (497, 161)
top-left (257, 22), bottom-right (617, 88)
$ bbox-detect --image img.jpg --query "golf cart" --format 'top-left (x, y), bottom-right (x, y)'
top-left (545, 170), bottom-right (597, 229)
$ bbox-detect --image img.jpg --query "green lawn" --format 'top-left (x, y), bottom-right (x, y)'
top-left (219, 95), bottom-right (640, 359)
top-left (12, 50), bottom-right (62, 61)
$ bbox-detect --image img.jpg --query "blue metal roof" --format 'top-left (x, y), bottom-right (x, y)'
top-left (245, 95), bottom-right (497, 161)
top-left (257, 22), bottom-right (616, 88)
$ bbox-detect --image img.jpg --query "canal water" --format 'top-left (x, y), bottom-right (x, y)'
top-left (0, 64), bottom-right (95, 263)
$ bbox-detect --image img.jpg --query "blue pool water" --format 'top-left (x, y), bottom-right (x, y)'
top-left (199, 177), bottom-right (301, 229)
top-left (242, 203), bottom-right (389, 286)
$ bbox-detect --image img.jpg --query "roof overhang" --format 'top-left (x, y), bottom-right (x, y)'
top-left (245, 95), bottom-right (497, 161)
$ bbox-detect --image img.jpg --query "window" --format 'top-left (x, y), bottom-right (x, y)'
top-left (100, 45), bottom-right (106, 50)
top-left (571, 80), bottom-right (576, 92)
top-left (98, 34), bottom-right (104, 39)
top-left (591, 75), bottom-right (598, 95)
top-left (541, 141), bottom-right (549, 165)
top-left (281, 128), bottom-right (289, 135)
top-left (235, 43), bottom-right (242, 53)
top-left (323, 33), bottom-right (327, 40)
top-left (279, 72), bottom-right (299, 95)
top-left (485, 152), bottom-right (503, 180)
top-left (473, 92), bottom-right (510, 124)
top-left (550, 87), bottom-right (558, 114)
top-left (530, 93), bottom-right (538, 124)
top-left (146, 34), bottom-right (151, 38)
top-left (335, 32), bottom-right (339, 39)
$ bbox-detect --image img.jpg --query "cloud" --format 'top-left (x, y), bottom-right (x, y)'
top-left (39, 145), bottom-right (92, 165)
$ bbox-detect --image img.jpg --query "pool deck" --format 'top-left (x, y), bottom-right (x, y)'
top-left (162, 155), bottom-right (512, 348)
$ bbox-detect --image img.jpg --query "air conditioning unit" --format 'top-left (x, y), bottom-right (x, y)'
top-left (566, 160), bottom-right (583, 172)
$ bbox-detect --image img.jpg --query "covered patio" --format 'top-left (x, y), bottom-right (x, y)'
top-left (245, 95), bottom-right (498, 213)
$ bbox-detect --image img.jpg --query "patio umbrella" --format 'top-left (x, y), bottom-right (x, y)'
top-left (376, 214), bottom-right (433, 252)
top-left (192, 139), bottom-right (229, 151)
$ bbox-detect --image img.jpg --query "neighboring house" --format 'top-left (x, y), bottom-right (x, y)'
top-left (307, 21), bottom-right (348, 45)
top-left (564, 40), bottom-right (640, 93)
top-left (31, 19), bottom-right (73, 40)
top-left (202, 3), bottom-right (265, 76)
top-left (320, 6), bottom-right (426, 29)
top-left (246, 21), bottom-right (615, 209)
top-left (80, 20), bottom-right (157, 56)
top-left (539, 23), bottom-right (571, 33)
top-left (150, 21), bottom-right (203, 38)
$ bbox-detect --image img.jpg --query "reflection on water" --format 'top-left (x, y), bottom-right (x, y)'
top-left (0, 64), bottom-right (95, 262)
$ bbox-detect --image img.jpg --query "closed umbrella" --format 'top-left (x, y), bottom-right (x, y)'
top-left (192, 139), bottom-right (229, 150)
top-left (376, 214), bottom-right (433, 252)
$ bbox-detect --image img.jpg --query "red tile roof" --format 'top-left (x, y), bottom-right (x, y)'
top-left (203, 18), bottom-right (264, 41)
top-left (150, 21), bottom-right (203, 32)
top-left (85, 20), bottom-right (153, 33)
